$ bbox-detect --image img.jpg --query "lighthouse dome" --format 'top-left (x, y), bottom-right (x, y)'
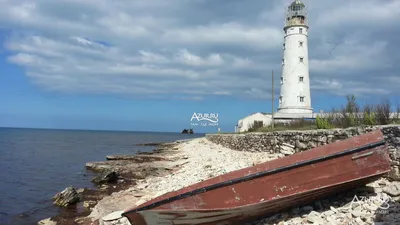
top-left (289, 0), bottom-right (305, 10)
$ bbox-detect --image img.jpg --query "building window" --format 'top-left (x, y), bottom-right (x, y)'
top-left (283, 43), bottom-right (286, 50)
top-left (279, 96), bottom-right (283, 105)
top-left (299, 28), bottom-right (303, 34)
top-left (300, 96), bottom-right (305, 102)
top-left (281, 77), bottom-right (284, 84)
top-left (282, 59), bottom-right (285, 65)
top-left (299, 41), bottom-right (303, 47)
top-left (299, 76), bottom-right (304, 82)
top-left (299, 57), bottom-right (304, 63)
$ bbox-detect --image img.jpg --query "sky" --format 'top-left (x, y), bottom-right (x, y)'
top-left (1, 0), bottom-right (400, 133)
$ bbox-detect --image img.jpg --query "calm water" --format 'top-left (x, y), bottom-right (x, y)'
top-left (0, 128), bottom-right (204, 225)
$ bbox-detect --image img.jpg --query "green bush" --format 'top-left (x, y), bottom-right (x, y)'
top-left (363, 112), bottom-right (376, 125)
top-left (316, 115), bottom-right (333, 129)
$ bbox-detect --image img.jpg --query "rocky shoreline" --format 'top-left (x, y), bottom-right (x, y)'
top-left (38, 139), bottom-right (191, 225)
top-left (39, 137), bottom-right (400, 225)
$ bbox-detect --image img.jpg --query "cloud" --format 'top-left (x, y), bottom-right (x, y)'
top-left (313, 0), bottom-right (400, 28)
top-left (311, 79), bottom-right (391, 97)
top-left (309, 40), bottom-right (391, 73)
top-left (161, 22), bottom-right (282, 51)
top-left (0, 0), bottom-right (399, 100)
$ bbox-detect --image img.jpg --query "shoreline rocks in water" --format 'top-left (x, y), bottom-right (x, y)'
top-left (91, 171), bottom-right (119, 185)
top-left (52, 187), bottom-right (80, 207)
top-left (42, 137), bottom-right (400, 225)
top-left (38, 218), bottom-right (57, 225)
top-left (134, 142), bottom-right (162, 146)
top-left (41, 140), bottom-right (187, 225)
top-left (105, 154), bottom-right (168, 162)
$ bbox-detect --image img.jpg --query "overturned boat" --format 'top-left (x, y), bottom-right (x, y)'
top-left (122, 130), bottom-right (391, 225)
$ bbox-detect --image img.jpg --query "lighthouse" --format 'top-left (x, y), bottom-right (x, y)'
top-left (277, 0), bottom-right (313, 115)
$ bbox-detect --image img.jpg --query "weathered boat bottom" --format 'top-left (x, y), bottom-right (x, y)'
top-left (125, 174), bottom-right (385, 225)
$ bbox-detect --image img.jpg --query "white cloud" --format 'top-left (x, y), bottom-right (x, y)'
top-left (310, 40), bottom-right (390, 72)
top-left (174, 49), bottom-right (224, 67)
top-left (312, 79), bottom-right (391, 97)
top-left (0, 0), bottom-right (399, 100)
top-left (314, 0), bottom-right (400, 27)
top-left (162, 22), bottom-right (282, 51)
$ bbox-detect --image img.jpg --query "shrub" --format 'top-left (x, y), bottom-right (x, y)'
top-left (363, 104), bottom-right (376, 125)
top-left (316, 115), bottom-right (333, 129)
top-left (376, 98), bottom-right (391, 125)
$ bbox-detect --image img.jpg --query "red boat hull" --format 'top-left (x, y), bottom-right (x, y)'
top-left (123, 130), bottom-right (391, 225)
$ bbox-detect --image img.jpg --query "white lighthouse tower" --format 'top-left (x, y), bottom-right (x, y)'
top-left (277, 0), bottom-right (313, 115)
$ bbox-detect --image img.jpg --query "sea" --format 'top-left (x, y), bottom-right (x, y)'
top-left (0, 128), bottom-right (205, 225)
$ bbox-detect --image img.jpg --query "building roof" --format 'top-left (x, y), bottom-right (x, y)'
top-left (239, 112), bottom-right (272, 120)
top-left (249, 112), bottom-right (272, 116)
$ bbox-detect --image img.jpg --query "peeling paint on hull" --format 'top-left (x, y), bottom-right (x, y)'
top-left (122, 130), bottom-right (391, 225)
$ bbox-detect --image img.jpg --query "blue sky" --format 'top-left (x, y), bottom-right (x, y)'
top-left (1, 0), bottom-right (400, 133)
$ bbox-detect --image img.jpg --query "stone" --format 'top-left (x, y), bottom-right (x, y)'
top-left (365, 203), bottom-right (378, 212)
top-left (106, 155), bottom-right (167, 162)
top-left (76, 188), bottom-right (85, 194)
top-left (335, 212), bottom-right (345, 219)
top-left (339, 205), bottom-right (351, 213)
top-left (324, 210), bottom-right (335, 217)
top-left (37, 218), bottom-right (57, 225)
top-left (278, 212), bottom-right (289, 221)
top-left (326, 215), bottom-right (336, 222)
top-left (307, 211), bottom-right (324, 224)
top-left (351, 205), bottom-right (362, 217)
top-left (355, 217), bottom-right (364, 224)
top-left (291, 217), bottom-right (304, 224)
top-left (320, 136), bottom-right (328, 143)
top-left (101, 210), bottom-right (124, 221)
top-left (295, 140), bottom-right (307, 150)
top-left (52, 186), bottom-right (80, 207)
top-left (389, 166), bottom-right (400, 181)
top-left (92, 171), bottom-right (119, 185)
top-left (308, 142), bottom-right (317, 148)
top-left (291, 206), bottom-right (300, 214)
top-left (282, 143), bottom-right (295, 149)
top-left (300, 205), bottom-right (314, 214)
top-left (83, 200), bottom-right (97, 208)
top-left (313, 200), bottom-right (323, 211)
top-left (266, 213), bottom-right (281, 222)
top-left (280, 146), bottom-right (294, 155)
top-left (391, 161), bottom-right (400, 166)
top-left (382, 182), bottom-right (400, 196)
top-left (330, 206), bottom-right (338, 213)
top-left (327, 134), bottom-right (335, 142)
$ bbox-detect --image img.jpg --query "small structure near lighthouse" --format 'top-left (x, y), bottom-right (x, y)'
top-left (277, 0), bottom-right (312, 116)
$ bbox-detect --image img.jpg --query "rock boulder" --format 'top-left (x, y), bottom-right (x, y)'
top-left (92, 171), bottom-right (119, 185)
top-left (52, 186), bottom-right (80, 207)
